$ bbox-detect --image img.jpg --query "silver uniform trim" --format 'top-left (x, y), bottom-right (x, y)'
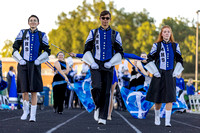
top-left (94, 30), bottom-right (100, 60)
top-left (23, 32), bottom-right (30, 61)
top-left (160, 42), bottom-right (167, 70)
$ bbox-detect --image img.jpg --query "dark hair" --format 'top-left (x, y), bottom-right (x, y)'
top-left (100, 10), bottom-right (111, 18)
top-left (28, 15), bottom-right (39, 22)
top-left (141, 52), bottom-right (147, 55)
top-left (9, 66), bottom-right (14, 71)
top-left (56, 51), bottom-right (65, 57)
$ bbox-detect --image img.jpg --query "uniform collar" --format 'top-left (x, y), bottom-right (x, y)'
top-left (100, 26), bottom-right (111, 31)
top-left (29, 28), bottom-right (38, 33)
top-left (162, 40), bottom-right (171, 44)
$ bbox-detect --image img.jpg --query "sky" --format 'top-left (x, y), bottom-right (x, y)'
top-left (0, 0), bottom-right (200, 51)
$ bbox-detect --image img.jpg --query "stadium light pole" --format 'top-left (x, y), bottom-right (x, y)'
top-left (195, 10), bottom-right (200, 91)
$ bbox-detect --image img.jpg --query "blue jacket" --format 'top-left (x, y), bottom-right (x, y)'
top-left (186, 85), bottom-right (195, 95)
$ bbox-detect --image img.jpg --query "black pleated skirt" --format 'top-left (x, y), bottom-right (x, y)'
top-left (145, 69), bottom-right (176, 103)
top-left (17, 62), bottom-right (43, 93)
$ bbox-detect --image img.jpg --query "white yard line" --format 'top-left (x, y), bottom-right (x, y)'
top-left (115, 111), bottom-right (142, 133)
top-left (0, 110), bottom-right (51, 121)
top-left (148, 112), bottom-right (200, 130)
top-left (45, 110), bottom-right (86, 133)
top-left (171, 119), bottom-right (200, 130)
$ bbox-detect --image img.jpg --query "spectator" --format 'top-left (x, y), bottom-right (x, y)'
top-left (6, 66), bottom-right (16, 95)
top-left (186, 78), bottom-right (195, 96)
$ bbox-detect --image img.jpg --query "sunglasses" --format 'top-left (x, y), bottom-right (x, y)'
top-left (101, 17), bottom-right (110, 20)
top-left (29, 19), bottom-right (38, 23)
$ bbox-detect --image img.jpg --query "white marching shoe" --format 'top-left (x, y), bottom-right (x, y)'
top-left (98, 118), bottom-right (106, 125)
top-left (165, 110), bottom-right (172, 127)
top-left (94, 108), bottom-right (99, 121)
top-left (154, 109), bottom-right (160, 125)
top-left (155, 116), bottom-right (161, 125)
top-left (165, 120), bottom-right (171, 127)
top-left (29, 105), bottom-right (37, 122)
top-left (21, 100), bottom-right (29, 120)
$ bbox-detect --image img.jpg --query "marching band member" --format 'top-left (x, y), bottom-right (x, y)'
top-left (145, 25), bottom-right (183, 127)
top-left (12, 15), bottom-right (51, 122)
top-left (82, 10), bottom-right (123, 125)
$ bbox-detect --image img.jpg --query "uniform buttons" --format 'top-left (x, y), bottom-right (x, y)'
top-left (104, 42), bottom-right (105, 44)
top-left (104, 32), bottom-right (106, 34)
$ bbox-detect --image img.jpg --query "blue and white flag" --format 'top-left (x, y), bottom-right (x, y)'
top-left (120, 87), bottom-right (154, 119)
top-left (124, 53), bottom-right (145, 60)
top-left (73, 78), bottom-right (95, 113)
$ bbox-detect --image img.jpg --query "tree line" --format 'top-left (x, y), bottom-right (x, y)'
top-left (1, 0), bottom-right (199, 73)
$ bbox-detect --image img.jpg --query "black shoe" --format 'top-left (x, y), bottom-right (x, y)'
top-left (58, 112), bottom-right (63, 114)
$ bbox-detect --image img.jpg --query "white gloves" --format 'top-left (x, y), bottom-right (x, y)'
top-left (91, 62), bottom-right (99, 69)
top-left (104, 53), bottom-right (122, 69)
top-left (19, 59), bottom-right (26, 65)
top-left (82, 51), bottom-right (95, 65)
top-left (154, 71), bottom-right (161, 78)
top-left (144, 61), bottom-right (161, 78)
top-left (34, 52), bottom-right (49, 65)
top-left (13, 51), bottom-right (23, 63)
top-left (34, 59), bottom-right (40, 66)
top-left (104, 61), bottom-right (112, 69)
top-left (173, 62), bottom-right (184, 77)
top-left (109, 53), bottom-right (122, 66)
